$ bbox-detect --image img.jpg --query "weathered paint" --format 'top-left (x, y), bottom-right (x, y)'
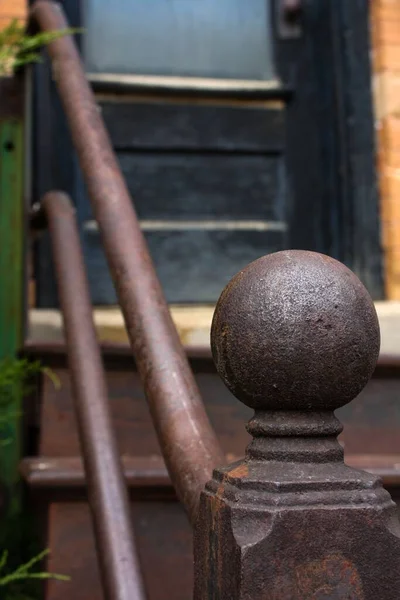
top-left (0, 98), bottom-right (25, 517)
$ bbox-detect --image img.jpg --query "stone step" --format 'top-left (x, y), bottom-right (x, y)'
top-left (29, 302), bottom-right (400, 353)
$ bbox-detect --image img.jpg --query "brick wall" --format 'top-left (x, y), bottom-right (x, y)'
top-left (0, 0), bottom-right (27, 31)
top-left (372, 0), bottom-right (400, 299)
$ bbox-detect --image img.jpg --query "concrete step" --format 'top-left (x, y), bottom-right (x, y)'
top-left (29, 302), bottom-right (400, 354)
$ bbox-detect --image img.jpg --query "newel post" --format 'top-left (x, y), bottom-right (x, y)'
top-left (194, 250), bottom-right (400, 600)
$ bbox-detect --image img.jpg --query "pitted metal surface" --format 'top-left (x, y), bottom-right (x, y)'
top-left (211, 250), bottom-right (380, 411)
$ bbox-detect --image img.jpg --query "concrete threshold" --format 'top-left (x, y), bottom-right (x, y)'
top-left (29, 302), bottom-right (400, 355)
top-left (28, 306), bottom-right (215, 349)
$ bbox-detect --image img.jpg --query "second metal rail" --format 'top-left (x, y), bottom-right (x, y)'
top-left (41, 191), bottom-right (146, 600)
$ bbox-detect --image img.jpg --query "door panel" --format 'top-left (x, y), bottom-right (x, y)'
top-left (81, 96), bottom-right (288, 304)
top-left (83, 228), bottom-right (285, 304)
top-left (99, 101), bottom-right (285, 152)
top-left (81, 152), bottom-right (285, 221)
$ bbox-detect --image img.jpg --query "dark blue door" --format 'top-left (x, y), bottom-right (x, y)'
top-left (32, 0), bottom-right (382, 306)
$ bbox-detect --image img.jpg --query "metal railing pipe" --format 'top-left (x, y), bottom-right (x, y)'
top-left (31, 0), bottom-right (225, 523)
top-left (41, 191), bottom-right (146, 600)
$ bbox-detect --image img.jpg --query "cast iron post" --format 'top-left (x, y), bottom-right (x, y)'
top-left (194, 250), bottom-right (400, 599)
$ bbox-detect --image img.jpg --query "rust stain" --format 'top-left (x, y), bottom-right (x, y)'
top-left (210, 483), bottom-right (225, 520)
top-left (207, 486), bottom-right (226, 598)
top-left (227, 463), bottom-right (249, 479)
top-left (295, 554), bottom-right (364, 599)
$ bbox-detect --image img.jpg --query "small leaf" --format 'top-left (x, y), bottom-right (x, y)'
top-left (0, 548), bottom-right (70, 587)
top-left (0, 550), bottom-right (8, 572)
top-left (42, 367), bottom-right (61, 390)
top-left (0, 18), bottom-right (84, 74)
top-left (12, 548), bottom-right (49, 574)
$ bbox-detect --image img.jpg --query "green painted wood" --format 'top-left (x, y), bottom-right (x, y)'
top-left (0, 116), bottom-right (25, 517)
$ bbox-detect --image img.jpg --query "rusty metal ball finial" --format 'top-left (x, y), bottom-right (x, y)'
top-left (211, 250), bottom-right (380, 412)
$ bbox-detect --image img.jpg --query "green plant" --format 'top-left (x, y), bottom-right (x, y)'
top-left (0, 549), bottom-right (69, 588)
top-left (0, 358), bottom-right (59, 445)
top-left (0, 357), bottom-right (59, 403)
top-left (0, 358), bottom-right (66, 598)
top-left (0, 18), bottom-right (82, 77)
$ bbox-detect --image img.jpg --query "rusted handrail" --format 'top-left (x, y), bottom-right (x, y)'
top-left (41, 191), bottom-right (146, 600)
top-left (30, 0), bottom-right (224, 523)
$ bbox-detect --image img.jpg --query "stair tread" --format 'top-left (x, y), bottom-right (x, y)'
top-left (20, 455), bottom-right (171, 488)
top-left (21, 453), bottom-right (400, 489)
